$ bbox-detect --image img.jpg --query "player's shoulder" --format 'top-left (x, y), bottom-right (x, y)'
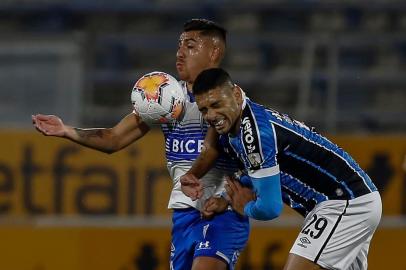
top-left (242, 99), bottom-right (275, 132)
top-left (241, 99), bottom-right (279, 149)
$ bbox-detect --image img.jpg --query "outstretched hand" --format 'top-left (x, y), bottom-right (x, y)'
top-left (32, 114), bottom-right (66, 137)
top-left (180, 173), bottom-right (203, 201)
top-left (225, 176), bottom-right (256, 216)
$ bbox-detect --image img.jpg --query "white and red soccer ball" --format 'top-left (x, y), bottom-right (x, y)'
top-left (131, 71), bottom-right (185, 123)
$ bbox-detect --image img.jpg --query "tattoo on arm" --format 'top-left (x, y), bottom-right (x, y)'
top-left (74, 128), bottom-right (105, 139)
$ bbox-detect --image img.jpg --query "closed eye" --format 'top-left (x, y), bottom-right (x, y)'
top-left (210, 101), bottom-right (221, 108)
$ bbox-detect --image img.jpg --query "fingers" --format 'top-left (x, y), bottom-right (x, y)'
top-left (232, 179), bottom-right (243, 190)
top-left (202, 197), bottom-right (228, 219)
top-left (202, 198), bottom-right (215, 219)
top-left (225, 183), bottom-right (233, 199)
top-left (180, 176), bottom-right (199, 186)
top-left (191, 187), bottom-right (204, 200)
top-left (181, 185), bottom-right (199, 201)
top-left (196, 188), bottom-right (203, 199)
top-left (34, 114), bottom-right (52, 121)
top-left (32, 115), bottom-right (39, 127)
top-left (226, 177), bottom-right (239, 198)
top-left (32, 115), bottom-right (47, 135)
top-left (204, 198), bottom-right (217, 213)
top-left (180, 173), bottom-right (203, 200)
top-left (224, 177), bottom-right (256, 216)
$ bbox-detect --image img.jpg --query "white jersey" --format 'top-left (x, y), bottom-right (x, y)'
top-left (160, 81), bottom-right (238, 210)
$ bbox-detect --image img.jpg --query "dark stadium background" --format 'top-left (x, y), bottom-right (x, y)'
top-left (0, 1), bottom-right (404, 269)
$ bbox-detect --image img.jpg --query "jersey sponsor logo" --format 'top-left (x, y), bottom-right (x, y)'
top-left (297, 236), bottom-right (311, 248)
top-left (170, 138), bottom-right (204, 153)
top-left (248, 153), bottom-right (262, 167)
top-left (241, 106), bottom-right (262, 169)
top-left (197, 241), bottom-right (211, 250)
top-left (242, 117), bottom-right (255, 149)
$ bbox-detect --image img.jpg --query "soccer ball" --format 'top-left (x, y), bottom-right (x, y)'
top-left (131, 71), bottom-right (185, 124)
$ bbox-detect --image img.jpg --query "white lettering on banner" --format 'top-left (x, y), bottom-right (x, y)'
top-left (171, 139), bottom-right (204, 153)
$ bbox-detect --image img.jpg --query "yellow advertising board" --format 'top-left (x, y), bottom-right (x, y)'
top-left (0, 131), bottom-right (405, 269)
top-left (0, 131), bottom-right (405, 216)
top-left (0, 130), bottom-right (171, 216)
top-left (0, 225), bottom-right (403, 270)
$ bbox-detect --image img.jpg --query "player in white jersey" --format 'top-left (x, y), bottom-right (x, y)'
top-left (165, 81), bottom-right (238, 210)
top-left (32, 19), bottom-right (249, 270)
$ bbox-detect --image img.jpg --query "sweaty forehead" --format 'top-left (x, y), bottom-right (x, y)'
top-left (179, 30), bottom-right (211, 44)
top-left (196, 87), bottom-right (228, 106)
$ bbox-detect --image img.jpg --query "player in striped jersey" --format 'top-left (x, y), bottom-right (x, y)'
top-left (181, 68), bottom-right (382, 270)
top-left (32, 20), bottom-right (249, 270)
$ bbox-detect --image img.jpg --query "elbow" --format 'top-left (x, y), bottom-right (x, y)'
top-left (104, 132), bottom-right (122, 154)
top-left (256, 201), bottom-right (283, 221)
top-left (104, 143), bottom-right (121, 154)
top-left (103, 149), bottom-right (116, 155)
top-left (269, 201), bottom-right (283, 220)
top-left (102, 140), bottom-right (119, 154)
top-left (99, 143), bottom-right (119, 154)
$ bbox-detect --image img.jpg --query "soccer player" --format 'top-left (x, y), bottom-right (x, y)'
top-left (32, 20), bottom-right (249, 270)
top-left (180, 68), bottom-right (382, 270)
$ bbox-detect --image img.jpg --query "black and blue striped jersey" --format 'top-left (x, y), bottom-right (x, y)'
top-left (219, 98), bottom-right (377, 216)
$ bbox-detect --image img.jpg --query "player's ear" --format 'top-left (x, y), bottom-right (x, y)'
top-left (232, 85), bottom-right (242, 103)
top-left (209, 36), bottom-right (225, 64)
top-left (210, 46), bottom-right (221, 64)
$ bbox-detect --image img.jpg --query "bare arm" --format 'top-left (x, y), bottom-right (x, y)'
top-left (32, 112), bottom-right (150, 154)
top-left (189, 126), bottom-right (220, 177)
top-left (180, 127), bottom-right (220, 199)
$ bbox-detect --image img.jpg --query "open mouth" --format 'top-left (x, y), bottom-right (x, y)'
top-left (213, 119), bottom-right (225, 130)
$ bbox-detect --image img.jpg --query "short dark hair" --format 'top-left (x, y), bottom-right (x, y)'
top-left (183, 19), bottom-right (227, 44)
top-left (193, 68), bottom-right (233, 95)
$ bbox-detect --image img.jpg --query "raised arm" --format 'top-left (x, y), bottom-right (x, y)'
top-left (180, 126), bottom-right (220, 200)
top-left (32, 112), bottom-right (150, 154)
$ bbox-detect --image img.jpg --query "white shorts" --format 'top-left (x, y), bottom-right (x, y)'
top-left (290, 191), bottom-right (382, 270)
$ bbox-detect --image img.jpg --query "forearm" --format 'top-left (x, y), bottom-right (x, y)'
top-left (65, 126), bottom-right (118, 154)
top-left (188, 126), bottom-right (220, 178)
top-left (243, 173), bottom-right (283, 221)
top-left (64, 113), bottom-right (149, 154)
top-left (189, 144), bottom-right (219, 178)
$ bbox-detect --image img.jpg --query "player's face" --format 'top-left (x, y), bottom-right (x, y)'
top-left (195, 85), bottom-right (242, 135)
top-left (176, 31), bottom-right (216, 85)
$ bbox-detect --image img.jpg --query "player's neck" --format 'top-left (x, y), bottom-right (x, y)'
top-left (228, 112), bottom-right (242, 137)
top-left (187, 82), bottom-right (193, 92)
